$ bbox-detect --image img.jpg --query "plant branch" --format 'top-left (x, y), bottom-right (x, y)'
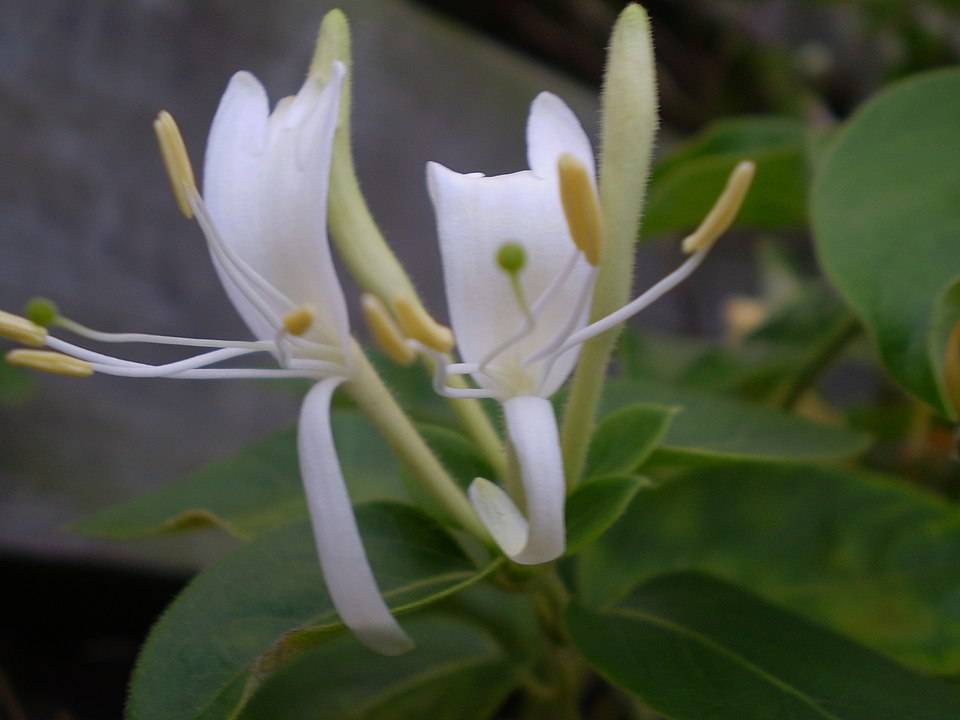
top-left (778, 312), bottom-right (861, 410)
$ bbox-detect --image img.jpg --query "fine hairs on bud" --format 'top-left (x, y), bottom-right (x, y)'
top-left (154, 111), bottom-right (198, 219)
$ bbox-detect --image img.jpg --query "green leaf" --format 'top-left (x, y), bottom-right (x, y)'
top-left (813, 69), bottom-right (960, 419)
top-left (601, 377), bottom-right (869, 463)
top-left (584, 404), bottom-right (676, 477)
top-left (128, 502), bottom-right (498, 720)
top-left (238, 613), bottom-right (524, 720)
top-left (568, 572), bottom-right (960, 720)
top-left (619, 282), bottom-right (858, 406)
top-left (565, 475), bottom-right (649, 555)
top-left (579, 463), bottom-right (960, 673)
top-left (72, 412), bottom-right (409, 540)
top-left (644, 116), bottom-right (808, 237)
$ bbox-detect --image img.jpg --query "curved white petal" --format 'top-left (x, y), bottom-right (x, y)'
top-left (526, 92), bottom-right (595, 183)
top-left (202, 72), bottom-right (279, 342)
top-left (298, 378), bottom-right (414, 655)
top-left (468, 395), bottom-right (565, 564)
top-left (468, 478), bottom-right (528, 557)
top-left (202, 64), bottom-right (349, 348)
top-left (260, 63), bottom-right (350, 348)
top-left (427, 161), bottom-right (592, 397)
top-left (428, 93), bottom-right (596, 397)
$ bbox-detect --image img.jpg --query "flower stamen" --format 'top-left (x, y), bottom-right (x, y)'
top-left (282, 304), bottom-right (317, 337)
top-left (392, 297), bottom-right (454, 353)
top-left (6, 349), bottom-right (93, 377)
top-left (153, 111), bottom-right (198, 219)
top-left (681, 161), bottom-right (755, 254)
top-left (0, 310), bottom-right (46, 347)
top-left (557, 153), bottom-right (602, 266)
top-left (362, 294), bottom-right (415, 366)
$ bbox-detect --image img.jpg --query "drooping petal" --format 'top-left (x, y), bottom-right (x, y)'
top-left (468, 477), bottom-right (528, 557)
top-left (298, 378), bottom-right (414, 655)
top-left (526, 92), bottom-right (596, 183)
top-left (468, 395), bottom-right (565, 564)
top-left (427, 161), bottom-right (592, 397)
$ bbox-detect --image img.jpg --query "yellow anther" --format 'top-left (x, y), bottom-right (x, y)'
top-left (0, 310), bottom-right (47, 347)
top-left (361, 294), bottom-right (415, 366)
top-left (6, 349), bottom-right (93, 378)
top-left (393, 297), bottom-right (454, 354)
top-left (557, 153), bottom-right (602, 266)
top-left (282, 304), bottom-right (316, 337)
top-left (682, 161), bottom-right (756, 255)
top-left (153, 110), bottom-right (198, 219)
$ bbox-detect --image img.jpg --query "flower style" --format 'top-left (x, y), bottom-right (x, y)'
top-left (423, 92), bottom-right (754, 565)
top-left (3, 63), bottom-right (413, 655)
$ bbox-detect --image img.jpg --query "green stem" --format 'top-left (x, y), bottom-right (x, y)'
top-left (345, 344), bottom-right (488, 541)
top-left (560, 331), bottom-right (618, 489)
top-left (522, 566), bottom-right (582, 720)
top-left (315, 11), bottom-right (507, 476)
top-left (778, 313), bottom-right (861, 410)
top-left (445, 375), bottom-right (507, 480)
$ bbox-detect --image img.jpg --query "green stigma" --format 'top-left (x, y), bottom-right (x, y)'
top-left (496, 241), bottom-right (526, 275)
top-left (24, 297), bottom-right (59, 328)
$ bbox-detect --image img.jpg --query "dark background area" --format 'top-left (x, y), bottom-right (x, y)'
top-left (2, 1), bottom-right (958, 718)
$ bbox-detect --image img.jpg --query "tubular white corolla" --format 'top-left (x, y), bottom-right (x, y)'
top-left (423, 89), bottom-right (755, 565)
top-left (3, 61), bottom-right (414, 655)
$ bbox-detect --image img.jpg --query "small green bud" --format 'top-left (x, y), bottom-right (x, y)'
top-left (496, 242), bottom-right (527, 275)
top-left (24, 297), bottom-right (59, 327)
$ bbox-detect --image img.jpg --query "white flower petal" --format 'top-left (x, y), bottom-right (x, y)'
top-left (526, 92), bottom-right (595, 183)
top-left (468, 478), bottom-right (528, 557)
top-left (298, 378), bottom-right (414, 656)
top-left (501, 395), bottom-right (566, 564)
top-left (427, 161), bottom-right (592, 396)
top-left (259, 62), bottom-right (349, 347)
top-left (202, 64), bottom-right (349, 348)
top-left (202, 72), bottom-right (279, 341)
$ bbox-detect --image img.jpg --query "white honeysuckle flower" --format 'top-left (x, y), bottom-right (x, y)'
top-left (422, 91), bottom-right (755, 565)
top-left (3, 62), bottom-right (413, 656)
